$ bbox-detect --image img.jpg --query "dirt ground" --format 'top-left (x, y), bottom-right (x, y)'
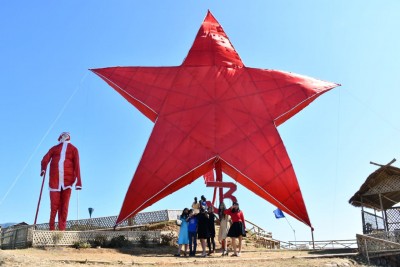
top-left (0, 246), bottom-right (371, 267)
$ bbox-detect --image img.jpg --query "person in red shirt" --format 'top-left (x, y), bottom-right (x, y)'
top-left (224, 202), bottom-right (246, 256)
top-left (41, 132), bottom-right (82, 230)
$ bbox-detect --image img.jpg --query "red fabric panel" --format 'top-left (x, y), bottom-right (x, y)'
top-left (203, 170), bottom-right (215, 183)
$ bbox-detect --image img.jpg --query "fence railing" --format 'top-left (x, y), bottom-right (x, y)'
top-left (0, 225), bottom-right (32, 249)
top-left (32, 230), bottom-right (161, 247)
top-left (280, 239), bottom-right (357, 250)
top-left (362, 210), bottom-right (385, 234)
top-left (1, 209), bottom-right (182, 249)
top-left (357, 230), bottom-right (400, 263)
top-left (244, 219), bottom-right (280, 249)
top-left (245, 219), bottom-right (272, 238)
top-left (34, 209), bottom-right (182, 231)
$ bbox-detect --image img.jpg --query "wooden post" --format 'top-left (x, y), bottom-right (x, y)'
top-left (361, 196), bottom-right (366, 233)
top-left (384, 209), bottom-right (390, 234)
top-left (370, 158), bottom-right (396, 167)
top-left (374, 209), bottom-right (379, 231)
top-left (379, 193), bottom-right (387, 231)
top-left (364, 238), bottom-right (370, 264)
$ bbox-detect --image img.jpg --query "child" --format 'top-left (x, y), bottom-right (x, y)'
top-left (187, 209), bottom-right (198, 256)
top-left (218, 202), bottom-right (231, 256)
top-left (175, 208), bottom-right (189, 257)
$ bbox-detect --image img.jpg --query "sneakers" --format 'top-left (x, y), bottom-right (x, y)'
top-left (200, 253), bottom-right (207, 257)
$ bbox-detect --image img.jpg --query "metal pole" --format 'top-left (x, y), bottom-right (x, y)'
top-left (311, 228), bottom-right (315, 250)
top-left (215, 160), bottom-right (223, 204)
top-left (34, 171), bottom-right (46, 225)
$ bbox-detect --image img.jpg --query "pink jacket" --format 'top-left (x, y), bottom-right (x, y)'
top-left (41, 142), bottom-right (82, 191)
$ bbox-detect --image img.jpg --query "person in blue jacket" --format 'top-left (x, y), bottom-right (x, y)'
top-left (187, 209), bottom-right (198, 256)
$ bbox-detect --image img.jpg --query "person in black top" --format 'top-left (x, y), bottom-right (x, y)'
top-left (207, 206), bottom-right (216, 255)
top-left (196, 207), bottom-right (209, 257)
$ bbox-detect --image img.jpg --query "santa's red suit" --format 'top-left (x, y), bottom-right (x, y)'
top-left (41, 132), bottom-right (82, 230)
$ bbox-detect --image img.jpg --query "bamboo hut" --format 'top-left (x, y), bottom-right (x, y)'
top-left (349, 159), bottom-right (400, 233)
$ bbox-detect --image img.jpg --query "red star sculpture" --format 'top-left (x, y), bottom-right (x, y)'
top-left (92, 11), bottom-right (339, 228)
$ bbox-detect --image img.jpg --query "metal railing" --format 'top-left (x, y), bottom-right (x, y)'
top-left (280, 239), bottom-right (357, 250)
top-left (34, 209), bottom-right (182, 231)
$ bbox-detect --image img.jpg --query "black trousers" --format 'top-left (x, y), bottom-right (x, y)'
top-left (207, 236), bottom-right (215, 252)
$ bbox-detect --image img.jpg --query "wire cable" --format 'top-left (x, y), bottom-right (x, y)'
top-left (0, 72), bottom-right (88, 207)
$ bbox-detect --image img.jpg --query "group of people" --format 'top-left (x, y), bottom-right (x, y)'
top-left (175, 196), bottom-right (246, 257)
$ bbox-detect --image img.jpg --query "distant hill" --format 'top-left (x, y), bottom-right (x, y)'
top-left (0, 222), bottom-right (17, 228)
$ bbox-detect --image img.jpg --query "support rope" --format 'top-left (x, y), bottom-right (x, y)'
top-left (0, 72), bottom-right (88, 207)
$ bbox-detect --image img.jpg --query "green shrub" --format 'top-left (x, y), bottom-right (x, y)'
top-left (72, 241), bottom-right (91, 249)
top-left (109, 235), bottom-right (132, 248)
top-left (52, 232), bottom-right (63, 245)
top-left (92, 234), bottom-right (108, 247)
top-left (139, 234), bottom-right (148, 247)
top-left (160, 232), bottom-right (176, 246)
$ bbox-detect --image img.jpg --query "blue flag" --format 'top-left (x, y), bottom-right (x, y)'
top-left (273, 208), bottom-right (285, 219)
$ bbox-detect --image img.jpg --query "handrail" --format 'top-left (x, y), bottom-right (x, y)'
top-left (245, 219), bottom-right (271, 237)
top-left (280, 239), bottom-right (357, 250)
top-left (357, 232), bottom-right (400, 263)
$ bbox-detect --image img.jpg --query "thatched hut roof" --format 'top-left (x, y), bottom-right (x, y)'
top-left (349, 159), bottom-right (400, 211)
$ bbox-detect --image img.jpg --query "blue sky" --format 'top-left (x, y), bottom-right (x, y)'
top-left (1, 1), bottom-right (400, 242)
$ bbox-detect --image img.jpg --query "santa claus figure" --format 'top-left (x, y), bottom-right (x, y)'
top-left (41, 132), bottom-right (82, 230)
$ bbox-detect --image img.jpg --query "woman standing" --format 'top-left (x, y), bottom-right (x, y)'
top-left (196, 207), bottom-right (209, 257)
top-left (175, 208), bottom-right (189, 257)
top-left (218, 202), bottom-right (231, 256)
top-left (207, 206), bottom-right (216, 255)
top-left (224, 202), bottom-right (246, 257)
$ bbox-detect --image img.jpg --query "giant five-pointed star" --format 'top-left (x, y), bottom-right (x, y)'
top-left (92, 11), bottom-right (339, 227)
